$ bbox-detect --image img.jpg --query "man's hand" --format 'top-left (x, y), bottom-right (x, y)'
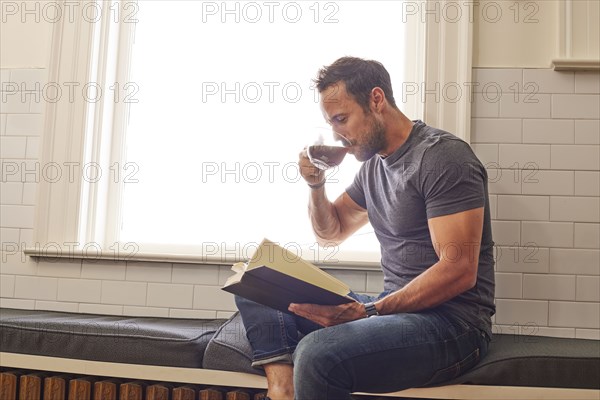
top-left (298, 147), bottom-right (325, 186)
top-left (288, 301), bottom-right (367, 327)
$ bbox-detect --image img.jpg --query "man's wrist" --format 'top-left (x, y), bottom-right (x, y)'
top-left (363, 302), bottom-right (379, 318)
top-left (307, 180), bottom-right (326, 189)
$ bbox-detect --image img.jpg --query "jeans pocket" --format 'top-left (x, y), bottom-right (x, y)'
top-left (423, 347), bottom-right (480, 387)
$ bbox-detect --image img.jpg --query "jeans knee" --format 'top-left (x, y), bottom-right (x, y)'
top-left (294, 332), bottom-right (352, 398)
top-left (294, 332), bottom-right (330, 374)
top-left (234, 294), bottom-right (249, 309)
top-left (234, 295), bottom-right (263, 315)
top-left (294, 339), bottom-right (322, 388)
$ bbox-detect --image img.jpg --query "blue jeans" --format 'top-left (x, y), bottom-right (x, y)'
top-left (235, 292), bottom-right (489, 399)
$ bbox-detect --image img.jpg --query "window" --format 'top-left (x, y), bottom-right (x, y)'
top-left (30, 0), bottom-right (474, 266)
top-left (116, 1), bottom-right (413, 262)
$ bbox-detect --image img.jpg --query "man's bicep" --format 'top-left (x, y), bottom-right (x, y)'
top-left (427, 207), bottom-right (484, 268)
top-left (332, 192), bottom-right (369, 241)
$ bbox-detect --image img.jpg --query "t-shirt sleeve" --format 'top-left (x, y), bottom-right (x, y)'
top-left (345, 163), bottom-right (368, 210)
top-left (420, 139), bottom-right (487, 219)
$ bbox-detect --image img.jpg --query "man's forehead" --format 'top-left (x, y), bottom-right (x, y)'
top-left (319, 83), bottom-right (354, 117)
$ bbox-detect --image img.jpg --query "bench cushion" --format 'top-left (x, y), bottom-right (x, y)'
top-left (203, 312), bottom-right (264, 375)
top-left (2, 308), bottom-right (599, 390)
top-left (0, 308), bottom-right (225, 368)
top-left (449, 333), bottom-right (600, 389)
top-left (203, 313), bottom-right (600, 389)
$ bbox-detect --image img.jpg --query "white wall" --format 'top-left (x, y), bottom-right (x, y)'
top-left (473, 0), bottom-right (600, 67)
top-left (473, 0), bottom-right (558, 68)
top-left (0, 1), bottom-right (598, 339)
top-left (0, 0), bottom-right (53, 68)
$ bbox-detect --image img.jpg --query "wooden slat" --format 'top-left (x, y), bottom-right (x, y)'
top-left (225, 390), bottom-right (250, 400)
top-left (198, 387), bottom-right (223, 400)
top-left (19, 374), bottom-right (42, 400)
top-left (172, 386), bottom-right (195, 400)
top-left (68, 378), bottom-right (92, 400)
top-left (43, 376), bottom-right (67, 400)
top-left (0, 371), bottom-right (18, 400)
top-left (146, 384), bottom-right (169, 400)
top-left (119, 382), bottom-right (144, 400)
top-left (253, 392), bottom-right (268, 400)
top-left (93, 380), bottom-right (117, 400)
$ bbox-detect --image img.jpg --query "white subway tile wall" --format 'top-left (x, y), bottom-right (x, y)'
top-left (552, 95), bottom-right (600, 119)
top-left (472, 68), bottom-right (599, 337)
top-left (576, 329), bottom-right (600, 340)
top-left (522, 70), bottom-right (574, 94)
top-left (148, 283), bottom-right (194, 309)
top-left (101, 280), bottom-right (148, 306)
top-left (37, 259), bottom-right (82, 278)
top-left (574, 223), bottom-right (600, 249)
top-left (78, 303), bottom-right (123, 316)
top-left (576, 276), bottom-right (600, 302)
top-left (574, 72), bottom-right (600, 94)
top-left (574, 120), bottom-right (600, 144)
top-left (496, 245), bottom-right (549, 274)
top-left (491, 220), bottom-right (521, 246)
top-left (0, 114), bottom-right (7, 135)
top-left (14, 276), bottom-right (58, 301)
top-left (522, 119), bottom-right (574, 144)
top-left (125, 261), bottom-right (172, 283)
top-left (574, 171), bottom-right (600, 197)
top-left (216, 311), bottom-right (237, 319)
top-left (494, 273), bottom-right (522, 299)
top-left (123, 305), bottom-right (170, 318)
top-left (0, 67), bottom-right (597, 339)
top-left (471, 118), bottom-right (521, 143)
top-left (34, 300), bottom-right (79, 313)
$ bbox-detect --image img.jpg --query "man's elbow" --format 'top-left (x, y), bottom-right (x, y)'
top-left (313, 224), bottom-right (350, 247)
top-left (314, 234), bottom-right (343, 248)
top-left (458, 261), bottom-right (479, 292)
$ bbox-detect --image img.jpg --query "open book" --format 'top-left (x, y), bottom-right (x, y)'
top-left (222, 239), bottom-right (356, 313)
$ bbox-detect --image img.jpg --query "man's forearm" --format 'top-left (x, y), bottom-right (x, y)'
top-left (376, 259), bottom-right (477, 315)
top-left (308, 186), bottom-right (343, 245)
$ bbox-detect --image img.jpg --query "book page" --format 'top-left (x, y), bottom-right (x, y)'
top-left (247, 238), bottom-right (350, 296)
top-left (224, 262), bottom-right (247, 287)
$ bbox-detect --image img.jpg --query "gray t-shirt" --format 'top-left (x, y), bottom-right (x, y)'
top-left (346, 120), bottom-right (495, 337)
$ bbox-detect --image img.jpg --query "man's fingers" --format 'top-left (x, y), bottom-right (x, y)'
top-left (298, 152), bottom-right (325, 183)
top-left (289, 303), bottom-right (311, 314)
top-left (289, 303), bottom-right (318, 319)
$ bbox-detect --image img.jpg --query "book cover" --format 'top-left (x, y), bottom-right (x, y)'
top-left (222, 239), bottom-right (355, 314)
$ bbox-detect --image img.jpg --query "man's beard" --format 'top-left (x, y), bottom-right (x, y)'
top-left (353, 116), bottom-right (387, 162)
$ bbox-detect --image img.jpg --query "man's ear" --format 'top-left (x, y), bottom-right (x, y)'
top-left (371, 87), bottom-right (385, 112)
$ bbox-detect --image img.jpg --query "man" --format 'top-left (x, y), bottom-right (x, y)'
top-left (235, 57), bottom-right (495, 399)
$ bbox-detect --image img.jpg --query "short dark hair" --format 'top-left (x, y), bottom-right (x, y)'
top-left (314, 57), bottom-right (398, 111)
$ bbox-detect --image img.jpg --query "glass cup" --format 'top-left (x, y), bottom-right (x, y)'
top-left (307, 144), bottom-right (349, 170)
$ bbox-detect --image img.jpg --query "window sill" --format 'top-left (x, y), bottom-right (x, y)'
top-left (552, 59), bottom-right (600, 71)
top-left (23, 247), bottom-right (382, 271)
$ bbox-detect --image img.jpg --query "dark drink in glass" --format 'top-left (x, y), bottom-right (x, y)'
top-left (307, 145), bottom-right (349, 170)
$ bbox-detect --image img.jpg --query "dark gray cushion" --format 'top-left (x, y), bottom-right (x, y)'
top-left (3, 307), bottom-right (598, 390)
top-left (448, 333), bottom-right (600, 389)
top-left (0, 308), bottom-right (225, 368)
top-left (202, 312), bottom-right (264, 376)
top-left (203, 313), bottom-right (600, 389)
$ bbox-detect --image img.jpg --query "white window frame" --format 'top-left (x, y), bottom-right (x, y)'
top-left (26, 0), bottom-right (474, 267)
